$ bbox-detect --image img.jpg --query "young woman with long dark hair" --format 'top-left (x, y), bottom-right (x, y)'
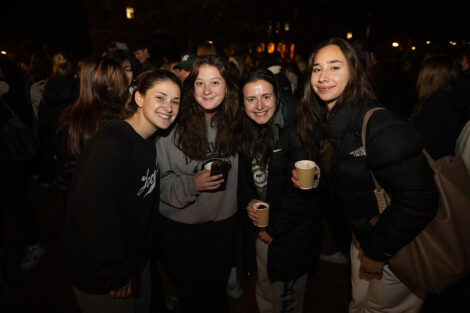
top-left (293, 37), bottom-right (438, 313)
top-left (156, 55), bottom-right (242, 313)
top-left (238, 68), bottom-right (322, 313)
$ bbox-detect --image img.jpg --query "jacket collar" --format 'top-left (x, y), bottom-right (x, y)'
top-left (322, 103), bottom-right (357, 148)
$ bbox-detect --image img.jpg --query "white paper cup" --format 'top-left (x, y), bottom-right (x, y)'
top-left (295, 160), bottom-right (317, 190)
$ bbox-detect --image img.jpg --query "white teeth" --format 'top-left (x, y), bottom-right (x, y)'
top-left (157, 113), bottom-right (171, 119)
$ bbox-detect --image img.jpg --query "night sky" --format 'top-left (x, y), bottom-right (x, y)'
top-left (0, 0), bottom-right (467, 60)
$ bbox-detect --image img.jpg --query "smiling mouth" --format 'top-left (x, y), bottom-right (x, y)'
top-left (318, 86), bottom-right (334, 92)
top-left (156, 112), bottom-right (172, 119)
top-left (254, 111), bottom-right (268, 117)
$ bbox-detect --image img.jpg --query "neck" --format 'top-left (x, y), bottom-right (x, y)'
top-left (125, 112), bottom-right (155, 139)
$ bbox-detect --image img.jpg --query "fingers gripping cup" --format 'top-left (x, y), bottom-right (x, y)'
top-left (204, 160), bottom-right (231, 191)
top-left (252, 202), bottom-right (270, 228)
top-left (295, 160), bottom-right (319, 190)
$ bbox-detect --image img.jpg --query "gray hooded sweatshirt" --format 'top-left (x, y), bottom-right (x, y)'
top-left (156, 121), bottom-right (238, 224)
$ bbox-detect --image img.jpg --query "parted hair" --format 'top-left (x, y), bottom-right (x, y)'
top-left (239, 68), bottom-right (280, 168)
top-left (175, 55), bottom-right (242, 160)
top-left (297, 37), bottom-right (375, 170)
top-left (60, 56), bottom-right (129, 158)
top-left (122, 69), bottom-right (181, 118)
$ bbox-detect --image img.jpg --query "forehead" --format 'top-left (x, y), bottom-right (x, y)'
top-left (314, 45), bottom-right (346, 64)
top-left (196, 64), bottom-right (222, 78)
top-left (243, 79), bottom-right (274, 94)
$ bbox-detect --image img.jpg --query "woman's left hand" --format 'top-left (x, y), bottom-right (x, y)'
top-left (258, 229), bottom-right (273, 245)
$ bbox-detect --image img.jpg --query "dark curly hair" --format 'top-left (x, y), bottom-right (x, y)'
top-left (175, 55), bottom-right (242, 160)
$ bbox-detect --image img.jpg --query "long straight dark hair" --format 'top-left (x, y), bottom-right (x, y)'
top-left (297, 37), bottom-right (375, 170)
top-left (59, 56), bottom-right (129, 158)
top-left (239, 68), bottom-right (280, 168)
top-left (175, 55), bottom-right (242, 160)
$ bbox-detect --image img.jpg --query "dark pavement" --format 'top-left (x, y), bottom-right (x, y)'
top-left (2, 178), bottom-right (448, 312)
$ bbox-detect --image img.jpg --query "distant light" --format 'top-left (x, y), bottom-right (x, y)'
top-left (126, 7), bottom-right (134, 19)
top-left (0, 51), bottom-right (6, 55)
top-left (426, 41), bottom-right (431, 45)
top-left (284, 21), bottom-right (290, 32)
top-left (392, 42), bottom-right (399, 47)
top-left (346, 32), bottom-right (353, 39)
top-left (289, 43), bottom-right (295, 60)
top-left (267, 42), bottom-right (275, 54)
top-left (411, 46), bottom-right (416, 51)
top-left (207, 41), bottom-right (213, 45)
top-left (449, 41), bottom-right (457, 46)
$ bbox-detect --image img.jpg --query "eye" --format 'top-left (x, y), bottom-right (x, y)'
top-left (156, 95), bottom-right (164, 101)
top-left (263, 95), bottom-right (272, 100)
top-left (245, 97), bottom-right (255, 103)
top-left (331, 65), bottom-right (341, 71)
top-left (195, 81), bottom-right (203, 87)
top-left (171, 100), bottom-right (180, 105)
top-left (211, 81), bottom-right (219, 86)
top-left (312, 67), bottom-right (321, 73)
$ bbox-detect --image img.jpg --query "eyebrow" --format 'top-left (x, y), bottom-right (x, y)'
top-left (313, 59), bottom-right (344, 66)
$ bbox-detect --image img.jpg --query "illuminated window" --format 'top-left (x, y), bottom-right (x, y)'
top-left (126, 7), bottom-right (134, 19)
top-left (411, 46), bottom-right (416, 51)
top-left (284, 22), bottom-right (290, 32)
top-left (426, 41), bottom-right (431, 45)
top-left (346, 32), bottom-right (353, 39)
top-left (392, 42), bottom-right (399, 47)
top-left (0, 51), bottom-right (6, 55)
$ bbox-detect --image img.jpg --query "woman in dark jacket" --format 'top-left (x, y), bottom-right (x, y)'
top-left (238, 69), bottom-right (322, 313)
top-left (294, 37), bottom-right (438, 313)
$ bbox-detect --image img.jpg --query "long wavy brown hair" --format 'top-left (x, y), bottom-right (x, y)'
top-left (297, 37), bottom-right (375, 171)
top-left (238, 68), bottom-right (281, 169)
top-left (175, 55), bottom-right (242, 160)
top-left (59, 56), bottom-right (129, 158)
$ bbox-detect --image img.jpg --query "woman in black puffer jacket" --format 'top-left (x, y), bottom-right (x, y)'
top-left (294, 37), bottom-right (438, 313)
top-left (238, 69), bottom-right (322, 313)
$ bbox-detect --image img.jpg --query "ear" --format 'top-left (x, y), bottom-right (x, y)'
top-left (135, 91), bottom-right (144, 107)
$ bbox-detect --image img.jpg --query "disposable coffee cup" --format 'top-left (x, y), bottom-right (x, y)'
top-left (204, 161), bottom-right (231, 191)
top-left (295, 160), bottom-right (317, 190)
top-left (252, 202), bottom-right (270, 227)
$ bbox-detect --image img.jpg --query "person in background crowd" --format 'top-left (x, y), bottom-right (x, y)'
top-left (156, 55), bottom-right (242, 313)
top-left (28, 51), bottom-right (52, 130)
top-left (133, 42), bottom-right (159, 72)
top-left (239, 68), bottom-right (322, 313)
top-left (293, 37), bottom-right (438, 313)
top-left (0, 55), bottom-right (45, 273)
top-left (38, 51), bottom-right (79, 187)
top-left (410, 55), bottom-right (468, 160)
top-left (105, 49), bottom-right (139, 93)
top-left (172, 53), bottom-right (198, 83)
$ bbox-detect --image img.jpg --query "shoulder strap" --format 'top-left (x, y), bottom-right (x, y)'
top-left (361, 107), bottom-right (385, 191)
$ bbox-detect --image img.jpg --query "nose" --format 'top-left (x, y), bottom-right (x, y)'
top-left (317, 70), bottom-right (328, 83)
top-left (161, 99), bottom-right (172, 112)
top-left (203, 84), bottom-right (211, 95)
top-left (255, 98), bottom-right (263, 110)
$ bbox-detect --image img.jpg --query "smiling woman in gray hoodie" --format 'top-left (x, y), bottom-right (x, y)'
top-left (156, 55), bottom-right (243, 313)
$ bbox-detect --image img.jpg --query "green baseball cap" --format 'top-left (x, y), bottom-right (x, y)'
top-left (174, 53), bottom-right (198, 71)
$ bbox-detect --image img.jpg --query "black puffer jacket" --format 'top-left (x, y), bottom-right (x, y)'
top-left (238, 92), bottom-right (322, 282)
top-left (323, 97), bottom-right (438, 262)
